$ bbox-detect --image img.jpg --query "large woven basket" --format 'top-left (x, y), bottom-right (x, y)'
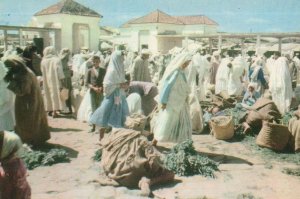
top-left (256, 121), bottom-right (291, 151)
top-left (210, 116), bottom-right (234, 140)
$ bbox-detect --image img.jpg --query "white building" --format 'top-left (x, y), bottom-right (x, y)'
top-left (115, 10), bottom-right (218, 53)
top-left (29, 0), bottom-right (102, 53)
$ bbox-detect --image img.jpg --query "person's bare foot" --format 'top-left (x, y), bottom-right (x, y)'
top-left (99, 128), bottom-right (105, 141)
top-left (52, 111), bottom-right (59, 118)
top-left (242, 122), bottom-right (251, 134)
top-left (138, 177), bottom-right (151, 197)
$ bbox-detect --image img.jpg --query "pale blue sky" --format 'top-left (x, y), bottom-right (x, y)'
top-left (0, 0), bottom-right (300, 32)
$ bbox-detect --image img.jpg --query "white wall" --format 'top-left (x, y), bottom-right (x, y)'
top-left (117, 23), bottom-right (218, 53)
top-left (31, 14), bottom-right (100, 53)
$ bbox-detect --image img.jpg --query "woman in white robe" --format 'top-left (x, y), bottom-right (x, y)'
top-left (269, 57), bottom-right (293, 114)
top-left (0, 61), bottom-right (15, 131)
top-left (152, 53), bottom-right (192, 144)
top-left (215, 57), bottom-right (231, 94)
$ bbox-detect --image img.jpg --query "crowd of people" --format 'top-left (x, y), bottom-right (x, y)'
top-left (1, 43), bottom-right (300, 197)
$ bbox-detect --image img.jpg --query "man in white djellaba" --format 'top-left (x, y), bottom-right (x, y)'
top-left (192, 51), bottom-right (211, 100)
top-left (215, 52), bottom-right (231, 94)
top-left (269, 52), bottom-right (293, 114)
top-left (41, 46), bottom-right (65, 117)
top-left (227, 54), bottom-right (247, 96)
top-left (130, 49), bottom-right (152, 82)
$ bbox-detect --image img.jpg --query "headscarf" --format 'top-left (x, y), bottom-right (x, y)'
top-left (0, 131), bottom-right (23, 159)
top-left (103, 50), bottom-right (126, 86)
top-left (103, 50), bottom-right (126, 96)
top-left (43, 46), bottom-right (56, 59)
top-left (3, 55), bottom-right (28, 80)
top-left (160, 53), bottom-right (192, 83)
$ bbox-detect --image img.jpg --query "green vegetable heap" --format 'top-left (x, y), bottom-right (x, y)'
top-left (20, 146), bottom-right (70, 170)
top-left (163, 139), bottom-right (219, 177)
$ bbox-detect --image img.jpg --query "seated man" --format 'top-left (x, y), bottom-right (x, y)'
top-left (241, 83), bottom-right (261, 109)
top-left (100, 116), bottom-right (174, 196)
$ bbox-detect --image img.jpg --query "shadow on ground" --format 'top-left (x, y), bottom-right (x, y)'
top-left (49, 126), bottom-right (82, 133)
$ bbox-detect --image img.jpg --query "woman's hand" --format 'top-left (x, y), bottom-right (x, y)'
top-left (0, 165), bottom-right (5, 179)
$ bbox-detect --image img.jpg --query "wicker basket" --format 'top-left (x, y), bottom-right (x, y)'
top-left (210, 116), bottom-right (234, 140)
top-left (256, 121), bottom-right (291, 151)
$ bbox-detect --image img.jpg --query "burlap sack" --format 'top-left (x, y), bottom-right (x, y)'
top-left (246, 110), bottom-right (263, 129)
top-left (125, 114), bottom-right (147, 132)
top-left (210, 116), bottom-right (234, 140)
top-left (256, 121), bottom-right (291, 151)
top-left (288, 117), bottom-right (300, 152)
top-left (251, 98), bottom-right (281, 121)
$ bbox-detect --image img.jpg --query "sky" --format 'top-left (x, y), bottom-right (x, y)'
top-left (0, 0), bottom-right (300, 33)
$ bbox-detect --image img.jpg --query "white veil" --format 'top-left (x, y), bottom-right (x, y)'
top-left (158, 52), bottom-right (193, 92)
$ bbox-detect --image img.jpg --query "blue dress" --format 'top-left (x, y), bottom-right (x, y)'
top-left (90, 88), bottom-right (129, 128)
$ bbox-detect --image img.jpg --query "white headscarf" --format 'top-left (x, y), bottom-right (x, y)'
top-left (103, 50), bottom-right (126, 86)
top-left (160, 53), bottom-right (192, 83)
top-left (103, 50), bottom-right (126, 96)
top-left (1, 131), bottom-right (23, 159)
top-left (158, 52), bottom-right (192, 93)
top-left (43, 46), bottom-right (56, 59)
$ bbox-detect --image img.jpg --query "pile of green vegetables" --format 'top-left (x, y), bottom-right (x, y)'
top-left (163, 139), bottom-right (219, 177)
top-left (20, 145), bottom-right (70, 170)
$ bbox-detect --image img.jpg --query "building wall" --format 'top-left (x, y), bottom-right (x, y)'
top-left (31, 14), bottom-right (100, 53)
top-left (157, 37), bottom-right (183, 53)
top-left (117, 23), bottom-right (218, 53)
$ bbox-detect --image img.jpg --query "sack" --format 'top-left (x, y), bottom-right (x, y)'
top-left (246, 111), bottom-right (263, 129)
top-left (256, 121), bottom-right (291, 151)
top-left (125, 114), bottom-right (147, 132)
top-left (288, 117), bottom-right (300, 152)
top-left (210, 116), bottom-right (234, 140)
top-left (60, 88), bottom-right (69, 101)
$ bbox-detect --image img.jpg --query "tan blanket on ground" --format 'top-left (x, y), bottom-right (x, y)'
top-left (288, 117), bottom-right (300, 152)
top-left (101, 128), bottom-right (163, 188)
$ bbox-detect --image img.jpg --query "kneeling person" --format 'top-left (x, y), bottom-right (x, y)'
top-left (100, 116), bottom-right (174, 196)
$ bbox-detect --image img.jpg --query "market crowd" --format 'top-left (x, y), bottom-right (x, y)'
top-left (1, 43), bottom-right (300, 197)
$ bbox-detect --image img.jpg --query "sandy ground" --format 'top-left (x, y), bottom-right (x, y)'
top-left (27, 115), bottom-right (300, 199)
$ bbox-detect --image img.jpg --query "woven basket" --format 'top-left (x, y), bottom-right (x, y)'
top-left (210, 116), bottom-right (234, 140)
top-left (256, 121), bottom-right (291, 151)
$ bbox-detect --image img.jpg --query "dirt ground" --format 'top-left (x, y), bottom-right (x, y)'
top-left (27, 115), bottom-right (300, 199)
